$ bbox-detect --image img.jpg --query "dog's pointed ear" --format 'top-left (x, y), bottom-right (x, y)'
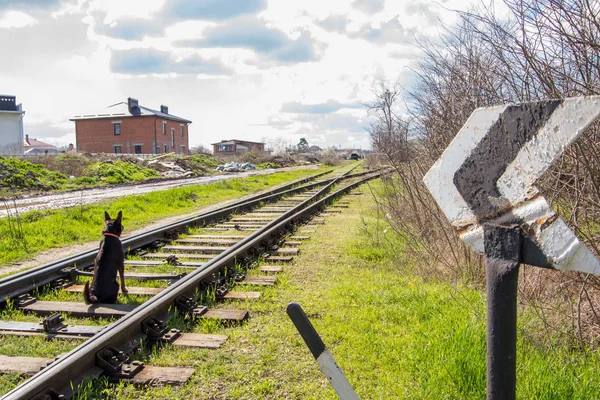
top-left (104, 211), bottom-right (111, 221)
top-left (116, 211), bottom-right (122, 223)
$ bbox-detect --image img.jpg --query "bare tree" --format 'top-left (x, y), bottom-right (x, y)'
top-left (190, 144), bottom-right (212, 154)
top-left (266, 137), bottom-right (292, 155)
top-left (369, 0), bottom-right (600, 347)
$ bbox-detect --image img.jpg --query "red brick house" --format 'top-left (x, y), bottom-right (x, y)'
top-left (71, 98), bottom-right (192, 155)
top-left (212, 139), bottom-right (265, 156)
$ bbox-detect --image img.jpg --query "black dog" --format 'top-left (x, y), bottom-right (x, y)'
top-left (83, 211), bottom-right (127, 304)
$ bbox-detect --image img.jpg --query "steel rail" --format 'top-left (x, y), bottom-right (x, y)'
top-left (3, 168), bottom-right (378, 399)
top-left (0, 167), bottom-right (372, 305)
top-left (0, 167), bottom-right (347, 304)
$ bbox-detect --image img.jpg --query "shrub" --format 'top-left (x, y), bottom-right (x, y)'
top-left (0, 157), bottom-right (68, 191)
top-left (87, 161), bottom-right (159, 184)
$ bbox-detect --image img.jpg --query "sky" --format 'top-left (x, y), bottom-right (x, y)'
top-left (0, 0), bottom-right (474, 151)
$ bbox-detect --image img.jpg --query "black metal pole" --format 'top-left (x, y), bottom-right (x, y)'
top-left (483, 223), bottom-right (520, 400)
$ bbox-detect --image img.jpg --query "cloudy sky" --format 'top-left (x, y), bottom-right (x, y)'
top-left (0, 0), bottom-right (473, 151)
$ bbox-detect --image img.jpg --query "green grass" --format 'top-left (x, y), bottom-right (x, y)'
top-left (0, 156), bottom-right (69, 193)
top-left (86, 160), bottom-right (160, 184)
top-left (0, 168), bottom-right (327, 267)
top-left (2, 178), bottom-right (596, 398)
top-left (0, 156), bottom-right (161, 193)
top-left (0, 153), bottom-right (287, 195)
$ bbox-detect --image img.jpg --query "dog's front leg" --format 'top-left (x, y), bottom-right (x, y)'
top-left (119, 264), bottom-right (128, 295)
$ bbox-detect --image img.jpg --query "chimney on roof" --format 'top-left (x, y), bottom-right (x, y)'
top-left (0, 95), bottom-right (17, 111)
top-left (160, 105), bottom-right (168, 114)
top-left (128, 97), bottom-right (140, 115)
top-left (25, 134), bottom-right (29, 145)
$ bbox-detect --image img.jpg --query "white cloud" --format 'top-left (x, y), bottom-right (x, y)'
top-left (87, 0), bottom-right (166, 22)
top-left (0, 11), bottom-right (38, 28)
top-left (0, 0), bottom-right (480, 150)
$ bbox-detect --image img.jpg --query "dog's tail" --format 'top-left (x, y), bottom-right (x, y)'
top-left (83, 281), bottom-right (97, 304)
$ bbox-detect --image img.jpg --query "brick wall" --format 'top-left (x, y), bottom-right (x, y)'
top-left (75, 116), bottom-right (189, 155)
top-left (154, 118), bottom-right (189, 155)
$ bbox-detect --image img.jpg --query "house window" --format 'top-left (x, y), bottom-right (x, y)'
top-left (114, 123), bottom-right (121, 135)
top-left (180, 124), bottom-right (184, 137)
top-left (180, 145), bottom-right (185, 155)
top-left (162, 122), bottom-right (166, 135)
top-left (114, 145), bottom-right (122, 154)
top-left (171, 129), bottom-right (175, 147)
top-left (134, 145), bottom-right (142, 154)
top-left (164, 144), bottom-right (167, 153)
top-left (217, 144), bottom-right (234, 152)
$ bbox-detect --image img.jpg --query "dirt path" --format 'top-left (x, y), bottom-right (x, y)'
top-left (0, 168), bottom-right (318, 277)
top-left (0, 165), bottom-right (317, 218)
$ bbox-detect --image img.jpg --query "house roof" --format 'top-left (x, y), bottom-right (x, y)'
top-left (24, 147), bottom-right (59, 155)
top-left (211, 139), bottom-right (265, 146)
top-left (70, 102), bottom-right (192, 123)
top-left (24, 137), bottom-right (56, 149)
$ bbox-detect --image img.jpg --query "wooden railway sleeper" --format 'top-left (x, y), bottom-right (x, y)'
top-left (96, 345), bottom-right (144, 380)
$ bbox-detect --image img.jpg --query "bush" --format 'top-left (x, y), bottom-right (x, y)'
top-left (0, 157), bottom-right (68, 191)
top-left (185, 154), bottom-right (219, 170)
top-left (319, 150), bottom-right (341, 166)
top-left (28, 154), bottom-right (91, 177)
top-left (87, 161), bottom-right (160, 184)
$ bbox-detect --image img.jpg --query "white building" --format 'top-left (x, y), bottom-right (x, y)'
top-left (0, 95), bottom-right (25, 155)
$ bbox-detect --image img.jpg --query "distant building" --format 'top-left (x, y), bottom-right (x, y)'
top-left (23, 134), bottom-right (59, 155)
top-left (212, 139), bottom-right (265, 156)
top-left (71, 97), bottom-right (192, 155)
top-left (308, 145), bottom-right (322, 152)
top-left (0, 95), bottom-right (25, 155)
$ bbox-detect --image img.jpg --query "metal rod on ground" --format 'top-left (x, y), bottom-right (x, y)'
top-left (483, 223), bottom-right (520, 400)
top-left (286, 302), bottom-right (360, 400)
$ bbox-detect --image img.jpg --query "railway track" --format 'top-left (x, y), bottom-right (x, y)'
top-left (0, 163), bottom-right (382, 399)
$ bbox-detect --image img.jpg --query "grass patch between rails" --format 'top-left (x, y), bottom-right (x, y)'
top-left (0, 168), bottom-right (327, 267)
top-left (13, 180), bottom-right (590, 399)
